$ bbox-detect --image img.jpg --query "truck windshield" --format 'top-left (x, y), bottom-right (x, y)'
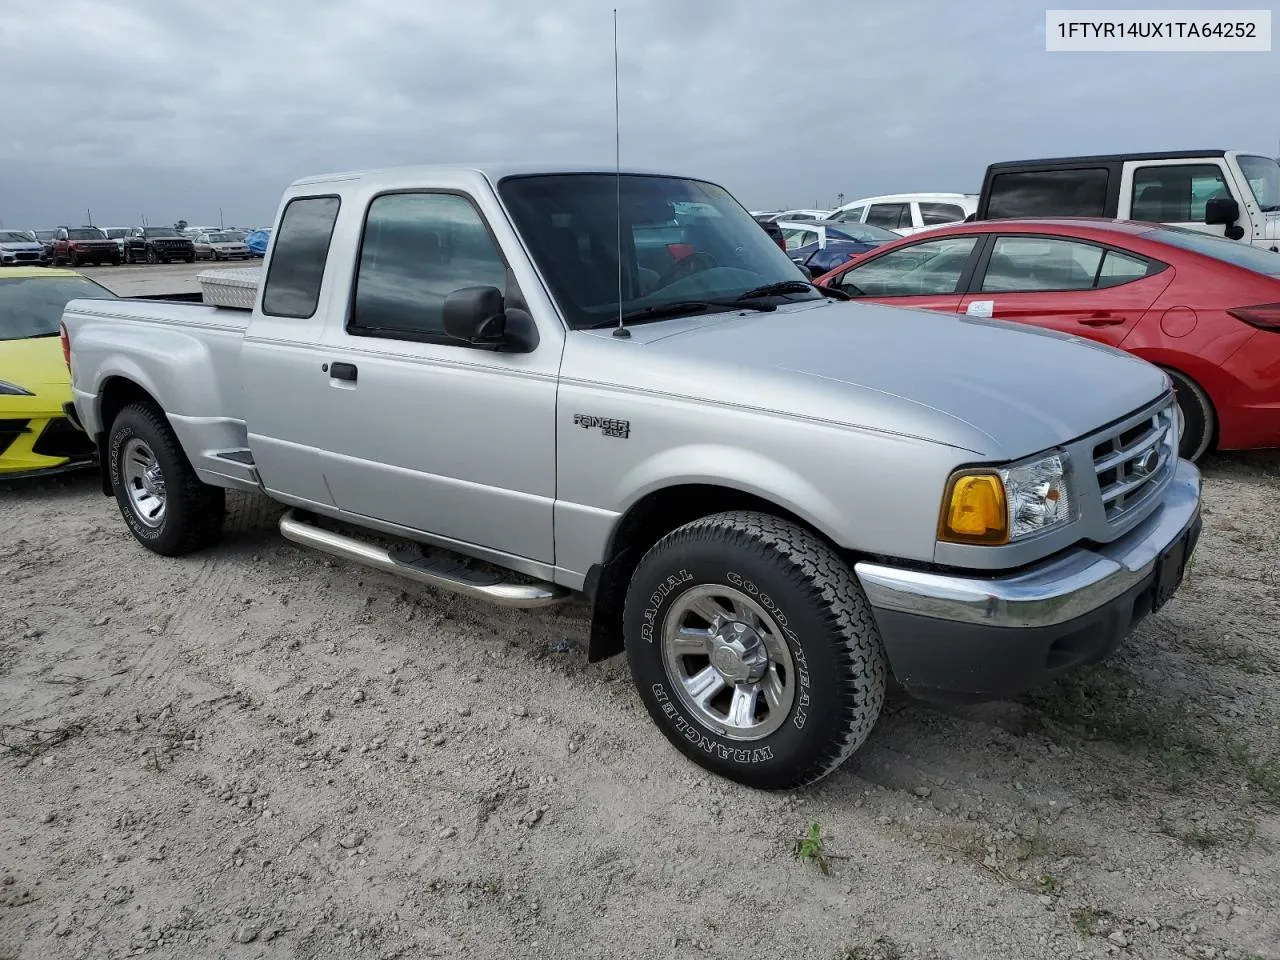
top-left (0, 232), bottom-right (33, 243)
top-left (66, 229), bottom-right (105, 241)
top-left (1145, 226), bottom-right (1280, 277)
top-left (0, 276), bottom-right (117, 341)
top-left (1238, 155), bottom-right (1280, 212)
top-left (497, 173), bottom-right (820, 329)
top-left (145, 228), bottom-right (181, 238)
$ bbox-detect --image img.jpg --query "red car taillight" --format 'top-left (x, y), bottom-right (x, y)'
top-left (1227, 302), bottom-right (1280, 331)
top-left (60, 322), bottom-right (71, 371)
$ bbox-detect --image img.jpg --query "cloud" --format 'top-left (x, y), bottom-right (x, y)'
top-left (1, 0), bottom-right (1275, 228)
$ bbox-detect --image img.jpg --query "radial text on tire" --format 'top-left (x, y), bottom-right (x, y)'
top-left (107, 402), bottom-right (226, 556)
top-left (622, 510), bottom-right (887, 790)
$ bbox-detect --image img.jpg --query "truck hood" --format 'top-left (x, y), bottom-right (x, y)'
top-left (587, 299), bottom-right (1169, 460)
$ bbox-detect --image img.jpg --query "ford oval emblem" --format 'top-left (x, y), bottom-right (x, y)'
top-left (1133, 449), bottom-right (1160, 478)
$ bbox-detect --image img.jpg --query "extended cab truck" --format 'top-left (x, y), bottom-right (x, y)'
top-left (976, 150), bottom-right (1280, 250)
top-left (60, 164), bottom-right (1203, 790)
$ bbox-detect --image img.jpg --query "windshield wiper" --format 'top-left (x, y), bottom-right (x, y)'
top-left (1259, 203), bottom-right (1280, 213)
top-left (587, 299), bottom-right (775, 329)
top-left (735, 280), bottom-right (818, 300)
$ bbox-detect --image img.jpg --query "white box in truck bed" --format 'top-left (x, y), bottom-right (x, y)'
top-left (198, 266), bottom-right (261, 310)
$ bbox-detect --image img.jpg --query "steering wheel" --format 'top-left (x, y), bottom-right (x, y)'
top-left (656, 250), bottom-right (719, 288)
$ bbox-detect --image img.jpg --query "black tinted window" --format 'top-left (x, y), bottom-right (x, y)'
top-left (866, 203), bottom-right (910, 229)
top-left (987, 169), bottom-right (1109, 219)
top-left (349, 192), bottom-right (507, 340)
top-left (262, 196), bottom-right (341, 318)
top-left (1131, 164), bottom-right (1230, 222)
top-left (919, 202), bottom-right (966, 225)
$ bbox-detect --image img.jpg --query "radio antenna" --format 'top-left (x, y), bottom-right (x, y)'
top-left (611, 7), bottom-right (630, 339)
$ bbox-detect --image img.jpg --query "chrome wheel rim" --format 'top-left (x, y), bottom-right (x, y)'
top-left (122, 438), bottom-right (166, 528)
top-left (661, 583), bottom-right (796, 742)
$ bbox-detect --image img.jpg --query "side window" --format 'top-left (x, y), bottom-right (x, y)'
top-left (865, 203), bottom-right (910, 230)
top-left (1096, 249), bottom-right (1154, 287)
top-left (919, 202), bottom-right (966, 226)
top-left (839, 236), bottom-right (979, 297)
top-left (349, 192), bottom-right (508, 341)
top-left (980, 236), bottom-right (1103, 292)
top-left (782, 228), bottom-right (813, 251)
top-left (1131, 164), bottom-right (1231, 223)
top-left (261, 196), bottom-right (341, 319)
top-left (832, 206), bottom-right (866, 224)
top-left (987, 169), bottom-right (1110, 219)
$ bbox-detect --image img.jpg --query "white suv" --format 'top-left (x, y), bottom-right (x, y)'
top-left (826, 193), bottom-right (977, 236)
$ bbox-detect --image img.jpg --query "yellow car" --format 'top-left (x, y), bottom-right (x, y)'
top-left (1, 267), bottom-right (118, 478)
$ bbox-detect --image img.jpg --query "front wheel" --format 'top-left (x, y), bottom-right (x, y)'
top-left (623, 511), bottom-right (887, 789)
top-left (108, 403), bottom-right (225, 556)
top-left (146, 247), bottom-right (158, 265)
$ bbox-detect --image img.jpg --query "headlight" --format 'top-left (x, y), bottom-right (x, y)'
top-left (0, 379), bottom-right (35, 396)
top-left (939, 452), bottom-right (1073, 545)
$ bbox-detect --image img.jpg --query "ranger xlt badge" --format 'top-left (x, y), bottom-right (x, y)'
top-left (573, 414), bottom-right (630, 439)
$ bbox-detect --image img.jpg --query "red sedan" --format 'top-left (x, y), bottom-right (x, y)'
top-left (814, 218), bottom-right (1280, 460)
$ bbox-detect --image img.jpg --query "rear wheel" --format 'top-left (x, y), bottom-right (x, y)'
top-left (1166, 368), bottom-right (1215, 462)
top-left (108, 403), bottom-right (225, 556)
top-left (623, 511), bottom-right (886, 789)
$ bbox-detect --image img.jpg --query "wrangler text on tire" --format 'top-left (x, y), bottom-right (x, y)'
top-left (108, 402), bottom-right (226, 556)
top-left (623, 510), bottom-right (886, 789)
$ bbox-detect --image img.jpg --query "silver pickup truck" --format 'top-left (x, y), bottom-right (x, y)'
top-left (60, 163), bottom-right (1202, 789)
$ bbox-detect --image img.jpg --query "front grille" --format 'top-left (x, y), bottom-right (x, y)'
top-left (0, 418), bottom-right (30, 456)
top-left (1091, 400), bottom-right (1177, 522)
top-left (31, 418), bottom-right (95, 460)
top-left (11, 251), bottom-right (42, 262)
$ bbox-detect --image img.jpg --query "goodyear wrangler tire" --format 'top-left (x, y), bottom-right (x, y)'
top-left (108, 402), bottom-right (225, 556)
top-left (623, 510), bottom-right (886, 789)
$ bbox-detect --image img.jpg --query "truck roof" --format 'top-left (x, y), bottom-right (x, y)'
top-left (986, 150), bottom-right (1228, 170)
top-left (289, 161), bottom-right (684, 189)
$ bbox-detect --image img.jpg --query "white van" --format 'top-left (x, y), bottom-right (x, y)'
top-left (825, 193), bottom-right (978, 236)
top-left (975, 150), bottom-right (1280, 250)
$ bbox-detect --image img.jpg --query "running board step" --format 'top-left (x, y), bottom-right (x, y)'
top-left (278, 509), bottom-right (570, 609)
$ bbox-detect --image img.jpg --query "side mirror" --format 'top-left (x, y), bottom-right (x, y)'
top-left (441, 286), bottom-right (537, 353)
top-left (1204, 196), bottom-right (1240, 226)
top-left (796, 263), bottom-right (815, 280)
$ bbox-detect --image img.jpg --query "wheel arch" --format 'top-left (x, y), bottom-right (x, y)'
top-left (583, 481), bottom-right (853, 664)
top-left (95, 375), bottom-right (165, 494)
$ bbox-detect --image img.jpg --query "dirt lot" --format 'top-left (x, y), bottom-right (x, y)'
top-left (2, 454), bottom-right (1278, 960)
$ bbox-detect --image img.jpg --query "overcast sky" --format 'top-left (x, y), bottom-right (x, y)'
top-left (3, 0), bottom-right (1277, 229)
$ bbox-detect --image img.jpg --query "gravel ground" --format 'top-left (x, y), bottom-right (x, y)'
top-left (1, 453), bottom-right (1278, 960)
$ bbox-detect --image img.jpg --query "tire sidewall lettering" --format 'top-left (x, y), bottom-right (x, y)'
top-left (632, 563), bottom-right (819, 765)
top-left (109, 420), bottom-right (163, 542)
top-left (640, 568), bottom-right (692, 644)
top-left (728, 570), bottom-right (811, 730)
top-left (650, 682), bottom-right (774, 765)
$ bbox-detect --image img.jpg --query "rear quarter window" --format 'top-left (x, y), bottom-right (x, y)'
top-left (987, 168), bottom-right (1110, 219)
top-left (262, 196), bottom-right (342, 318)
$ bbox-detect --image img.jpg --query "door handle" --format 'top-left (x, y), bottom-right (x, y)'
top-left (1078, 314), bottom-right (1124, 327)
top-left (328, 362), bottom-right (358, 382)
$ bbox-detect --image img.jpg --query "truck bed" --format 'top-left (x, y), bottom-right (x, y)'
top-left (62, 295), bottom-right (256, 489)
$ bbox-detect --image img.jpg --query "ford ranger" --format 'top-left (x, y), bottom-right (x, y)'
top-left (59, 163), bottom-right (1202, 789)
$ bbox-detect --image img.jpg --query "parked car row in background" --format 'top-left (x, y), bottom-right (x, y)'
top-left (1, 223), bottom-right (271, 267)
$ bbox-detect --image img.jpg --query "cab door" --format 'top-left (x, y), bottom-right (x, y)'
top-left (957, 233), bottom-right (1173, 349)
top-left (1120, 158), bottom-right (1240, 239)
